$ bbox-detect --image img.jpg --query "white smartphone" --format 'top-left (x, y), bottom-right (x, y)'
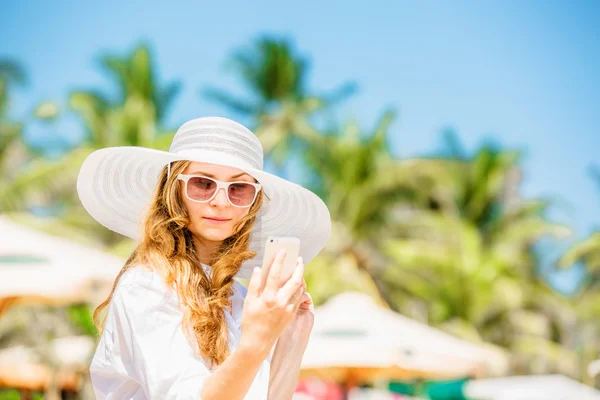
top-left (261, 236), bottom-right (301, 283)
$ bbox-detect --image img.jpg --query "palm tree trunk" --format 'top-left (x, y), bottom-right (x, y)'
top-left (347, 247), bottom-right (398, 311)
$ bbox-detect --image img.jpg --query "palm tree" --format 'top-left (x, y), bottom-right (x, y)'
top-left (0, 61), bottom-right (26, 150)
top-left (29, 44), bottom-right (182, 252)
top-left (561, 233), bottom-right (600, 287)
top-left (301, 111), bottom-right (446, 307)
top-left (403, 131), bottom-right (572, 292)
top-left (560, 167), bottom-right (600, 287)
top-left (384, 209), bottom-right (576, 373)
top-left (383, 135), bottom-right (576, 375)
top-left (0, 61), bottom-right (81, 214)
top-left (70, 42), bottom-right (180, 150)
top-left (203, 36), bottom-right (356, 169)
top-left (558, 167), bottom-right (600, 385)
top-left (422, 129), bottom-right (524, 225)
top-left (1, 60), bottom-right (33, 211)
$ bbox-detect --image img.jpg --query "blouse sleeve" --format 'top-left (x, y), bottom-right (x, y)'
top-left (90, 275), bottom-right (211, 399)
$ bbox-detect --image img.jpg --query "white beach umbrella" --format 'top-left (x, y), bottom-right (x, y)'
top-left (464, 374), bottom-right (600, 400)
top-left (301, 292), bottom-right (508, 383)
top-left (0, 216), bottom-right (124, 307)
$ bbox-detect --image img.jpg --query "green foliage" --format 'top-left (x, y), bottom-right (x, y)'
top-left (204, 35), bottom-right (356, 168)
top-left (71, 43), bottom-right (179, 149)
top-left (561, 233), bottom-right (600, 283)
top-left (230, 37), bottom-right (309, 102)
top-left (2, 37), bottom-right (597, 382)
top-left (0, 60), bottom-right (84, 214)
top-left (13, 44), bottom-right (181, 249)
top-left (305, 111), bottom-right (399, 236)
top-left (0, 390), bottom-right (43, 400)
top-left (67, 304), bottom-right (98, 336)
top-left (0, 390), bottom-right (21, 400)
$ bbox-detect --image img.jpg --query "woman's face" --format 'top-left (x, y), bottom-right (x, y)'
top-left (179, 161), bottom-right (257, 243)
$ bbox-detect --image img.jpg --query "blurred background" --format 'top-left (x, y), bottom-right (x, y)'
top-left (1, 1), bottom-right (599, 399)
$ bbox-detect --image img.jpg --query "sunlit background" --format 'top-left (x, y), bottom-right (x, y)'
top-left (1, 1), bottom-right (599, 399)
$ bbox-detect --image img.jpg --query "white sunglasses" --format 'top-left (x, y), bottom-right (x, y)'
top-left (177, 174), bottom-right (262, 208)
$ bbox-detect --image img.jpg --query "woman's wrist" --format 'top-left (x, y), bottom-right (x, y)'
top-left (202, 339), bottom-right (266, 400)
top-left (279, 326), bottom-right (309, 353)
top-left (271, 327), bottom-right (310, 375)
top-left (237, 336), bottom-right (272, 362)
top-left (268, 328), bottom-right (307, 400)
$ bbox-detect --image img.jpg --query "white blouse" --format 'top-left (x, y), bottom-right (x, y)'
top-left (89, 263), bottom-right (271, 399)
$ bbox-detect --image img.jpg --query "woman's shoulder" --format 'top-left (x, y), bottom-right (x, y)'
top-left (118, 263), bottom-right (162, 288)
top-left (114, 263), bottom-right (176, 303)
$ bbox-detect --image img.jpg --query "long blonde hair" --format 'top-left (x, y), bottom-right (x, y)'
top-left (93, 160), bottom-right (264, 367)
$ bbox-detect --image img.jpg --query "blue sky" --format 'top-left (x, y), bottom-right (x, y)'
top-left (2, 1), bottom-right (599, 290)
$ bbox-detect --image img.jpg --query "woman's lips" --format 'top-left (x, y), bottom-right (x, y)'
top-left (203, 217), bottom-right (231, 224)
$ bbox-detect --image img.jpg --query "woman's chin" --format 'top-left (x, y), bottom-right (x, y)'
top-left (199, 225), bottom-right (233, 242)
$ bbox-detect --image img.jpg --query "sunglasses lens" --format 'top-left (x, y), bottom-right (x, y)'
top-left (187, 177), bottom-right (217, 201)
top-left (186, 177), bottom-right (257, 206)
top-left (228, 183), bottom-right (257, 207)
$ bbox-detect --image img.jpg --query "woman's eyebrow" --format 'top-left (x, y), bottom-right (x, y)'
top-left (189, 171), bottom-right (250, 180)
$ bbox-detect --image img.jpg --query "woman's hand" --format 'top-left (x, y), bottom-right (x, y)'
top-left (282, 278), bottom-right (314, 344)
top-left (240, 249), bottom-right (305, 358)
top-left (267, 277), bottom-right (315, 400)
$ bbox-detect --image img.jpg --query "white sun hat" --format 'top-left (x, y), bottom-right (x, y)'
top-left (76, 116), bottom-right (331, 278)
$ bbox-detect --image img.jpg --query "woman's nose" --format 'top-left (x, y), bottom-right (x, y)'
top-left (210, 187), bottom-right (229, 207)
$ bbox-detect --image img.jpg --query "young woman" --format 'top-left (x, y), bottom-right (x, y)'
top-left (77, 117), bottom-right (331, 399)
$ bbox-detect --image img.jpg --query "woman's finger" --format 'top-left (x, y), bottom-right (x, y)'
top-left (264, 249), bottom-right (286, 298)
top-left (289, 285), bottom-right (305, 309)
top-left (247, 267), bottom-right (262, 298)
top-left (297, 292), bottom-right (310, 310)
top-left (280, 257), bottom-right (304, 301)
top-left (298, 292), bottom-right (314, 311)
top-left (259, 254), bottom-right (274, 292)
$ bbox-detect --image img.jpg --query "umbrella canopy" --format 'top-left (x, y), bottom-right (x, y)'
top-left (464, 374), bottom-right (600, 400)
top-left (301, 292), bottom-right (508, 383)
top-left (0, 216), bottom-right (124, 308)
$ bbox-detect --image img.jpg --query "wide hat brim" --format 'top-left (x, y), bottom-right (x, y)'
top-left (77, 146), bottom-right (331, 278)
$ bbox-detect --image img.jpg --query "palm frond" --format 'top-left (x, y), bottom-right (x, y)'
top-left (201, 87), bottom-right (257, 115)
top-left (560, 233), bottom-right (600, 271)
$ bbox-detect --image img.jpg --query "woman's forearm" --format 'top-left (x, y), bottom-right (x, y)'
top-left (268, 332), bottom-right (309, 400)
top-left (200, 341), bottom-right (267, 400)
